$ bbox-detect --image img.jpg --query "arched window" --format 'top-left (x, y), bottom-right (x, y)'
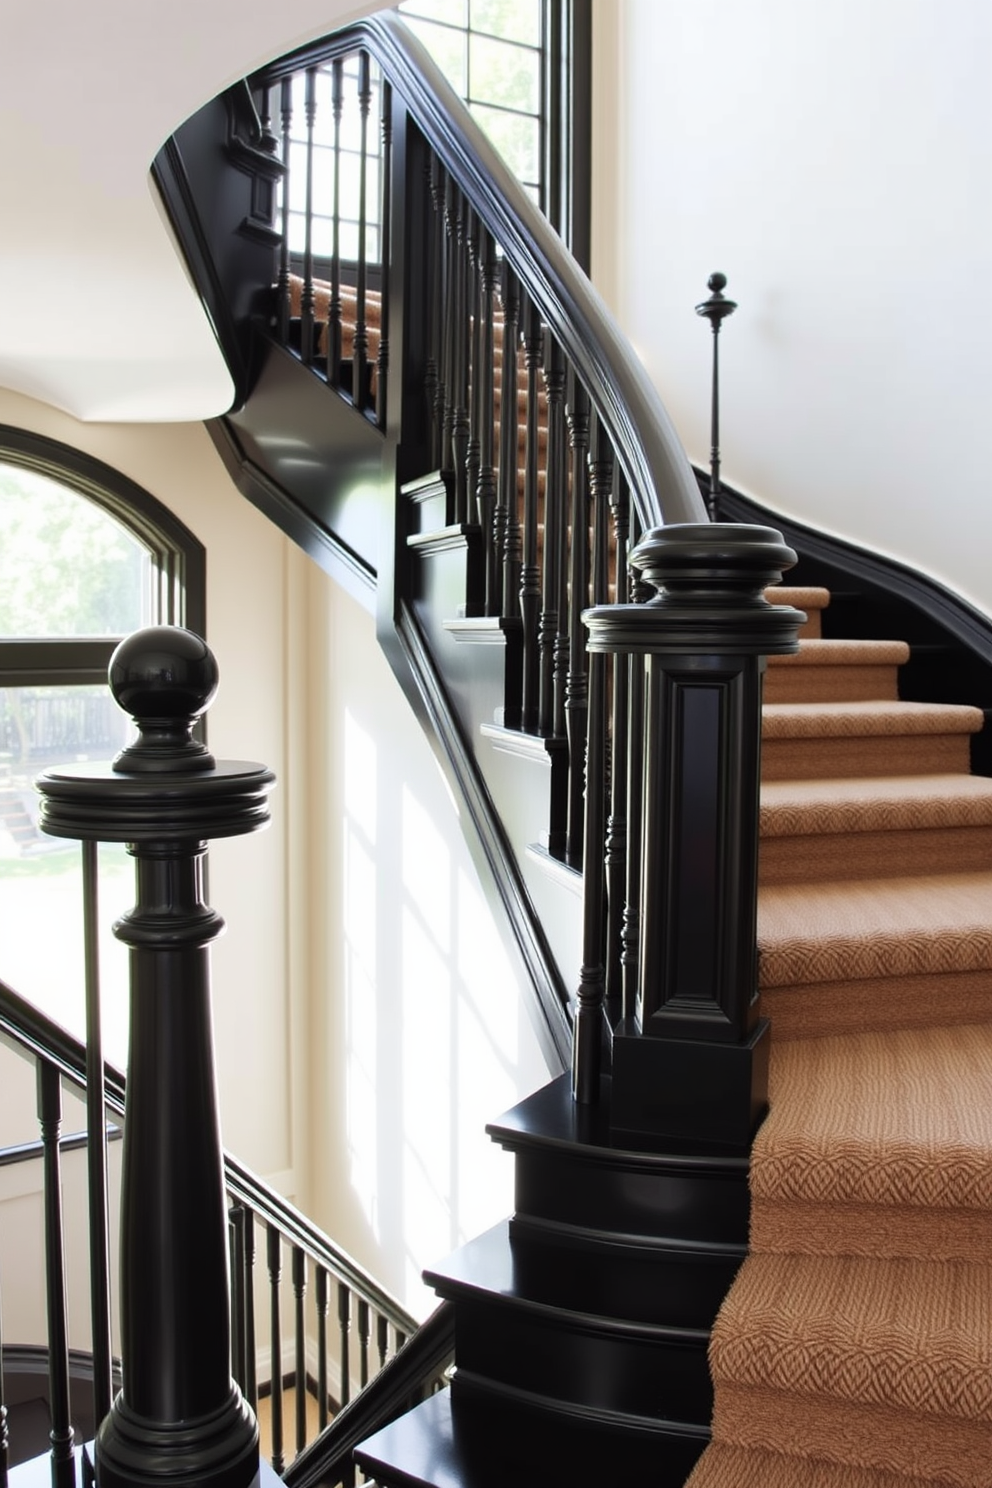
top-left (0, 427), bottom-right (205, 1062)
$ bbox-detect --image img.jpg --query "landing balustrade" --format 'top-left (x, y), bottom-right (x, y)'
top-left (0, 628), bottom-right (444, 1488)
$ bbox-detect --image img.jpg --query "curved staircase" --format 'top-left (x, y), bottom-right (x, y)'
top-left (687, 586), bottom-right (992, 1488)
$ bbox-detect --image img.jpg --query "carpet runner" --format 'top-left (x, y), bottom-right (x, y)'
top-left (686, 588), bottom-right (992, 1487)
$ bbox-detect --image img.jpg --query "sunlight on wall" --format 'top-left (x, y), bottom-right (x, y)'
top-left (343, 709), bottom-right (380, 1241)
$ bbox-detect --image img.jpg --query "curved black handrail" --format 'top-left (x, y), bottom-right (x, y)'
top-left (253, 10), bottom-right (706, 536)
top-left (0, 978), bottom-right (416, 1338)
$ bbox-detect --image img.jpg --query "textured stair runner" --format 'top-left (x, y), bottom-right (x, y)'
top-left (686, 587), bottom-right (992, 1488)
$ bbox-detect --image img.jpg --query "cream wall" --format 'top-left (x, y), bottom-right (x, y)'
top-left (593, 0), bottom-right (992, 614)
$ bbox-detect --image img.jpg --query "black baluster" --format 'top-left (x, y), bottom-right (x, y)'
top-left (38, 1060), bottom-right (74, 1487)
top-left (292, 1248), bottom-right (307, 1456)
top-left (565, 376), bottom-right (591, 867)
top-left (621, 523), bottom-right (650, 1030)
top-left (82, 837), bottom-right (113, 1429)
top-left (450, 188), bottom-right (470, 523)
top-left (338, 1284), bottom-right (351, 1409)
top-left (258, 85), bottom-right (277, 153)
top-left (328, 57), bottom-right (344, 389)
top-left (376, 77), bottom-right (392, 430)
top-left (376, 1314), bottom-right (389, 1371)
top-left (466, 209), bottom-right (482, 520)
top-left (424, 153), bottom-right (444, 467)
top-left (395, 1328), bottom-right (407, 1352)
top-left (440, 169), bottom-right (457, 502)
top-left (477, 232), bottom-right (499, 614)
top-left (605, 469), bottom-right (631, 1024)
top-left (498, 263), bottom-right (521, 619)
top-left (519, 298), bottom-right (544, 733)
top-left (300, 68), bottom-right (318, 366)
top-left (276, 79), bottom-right (293, 344)
top-left (572, 417), bottom-right (613, 1104)
top-left (695, 272), bottom-right (737, 521)
top-left (357, 1299), bottom-right (371, 1390)
top-left (244, 1210), bottom-right (257, 1412)
top-left (229, 1207), bottom-right (248, 1396)
top-left (315, 1268), bottom-right (329, 1432)
top-left (540, 333), bottom-right (567, 738)
top-left (267, 1225), bottom-right (284, 1473)
top-left (354, 51), bottom-right (372, 407)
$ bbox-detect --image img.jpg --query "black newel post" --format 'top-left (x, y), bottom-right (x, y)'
top-left (36, 627), bottom-right (274, 1488)
top-left (695, 273), bottom-right (737, 522)
top-left (584, 526), bottom-right (804, 1148)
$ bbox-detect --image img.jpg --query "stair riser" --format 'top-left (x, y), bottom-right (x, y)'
top-left (508, 1148), bottom-right (750, 1250)
top-left (762, 664), bottom-right (899, 704)
top-left (760, 966), bottom-right (992, 1042)
top-left (759, 823), bottom-right (992, 884)
top-left (761, 732), bottom-right (971, 779)
top-left (449, 1300), bottom-right (711, 1426)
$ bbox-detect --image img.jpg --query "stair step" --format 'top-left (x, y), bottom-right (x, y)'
top-left (355, 1382), bottom-right (707, 1488)
top-left (750, 1021), bottom-right (992, 1260)
top-left (759, 772), bottom-right (992, 883)
top-left (764, 638), bottom-right (908, 703)
top-left (758, 870), bottom-right (992, 1039)
top-left (707, 1251), bottom-right (992, 1484)
top-left (765, 584), bottom-right (830, 639)
top-left (685, 1440), bottom-right (940, 1488)
top-left (761, 699), bottom-right (983, 779)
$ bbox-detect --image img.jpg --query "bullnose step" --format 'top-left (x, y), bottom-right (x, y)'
top-left (761, 699), bottom-right (984, 779)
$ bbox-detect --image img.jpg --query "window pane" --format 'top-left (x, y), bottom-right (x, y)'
top-left (402, 16), bottom-right (468, 93)
top-left (0, 467), bottom-right (151, 639)
top-left (400, 0), bottom-right (468, 26)
top-left (0, 686), bottom-right (134, 1064)
top-left (469, 33), bottom-right (540, 113)
top-left (470, 102), bottom-right (541, 184)
top-left (471, 0), bottom-right (541, 49)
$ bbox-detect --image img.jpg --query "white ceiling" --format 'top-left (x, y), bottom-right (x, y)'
top-left (0, 0), bottom-right (383, 423)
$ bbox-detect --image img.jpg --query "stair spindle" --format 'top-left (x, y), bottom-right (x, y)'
top-left (571, 416), bottom-right (613, 1103)
top-left (376, 1313), bottom-right (389, 1371)
top-left (621, 523), bottom-right (649, 1028)
top-left (424, 152), bottom-right (444, 468)
top-left (498, 262), bottom-right (522, 618)
top-left (37, 1059), bottom-right (75, 1487)
top-left (292, 1246), bottom-right (308, 1456)
top-left (540, 332), bottom-right (567, 738)
top-left (440, 170), bottom-right (458, 504)
top-left (358, 1298), bottom-right (371, 1390)
top-left (466, 207), bottom-right (482, 522)
top-left (229, 1208), bottom-right (248, 1398)
top-left (276, 79), bottom-right (293, 344)
top-left (338, 1282), bottom-right (352, 1408)
top-left (605, 470), bottom-right (631, 1022)
top-left (376, 77), bottom-right (392, 429)
top-left (354, 51), bottom-right (372, 407)
top-left (315, 1267), bottom-right (329, 1431)
top-left (565, 375), bottom-right (591, 867)
top-left (695, 272), bottom-right (737, 521)
top-left (450, 188), bottom-right (471, 523)
top-left (82, 837), bottom-right (113, 1430)
top-left (328, 57), bottom-right (345, 389)
top-left (0, 1272), bottom-right (7, 1488)
top-left (519, 298), bottom-right (544, 733)
top-left (243, 1209), bottom-right (257, 1411)
top-left (267, 1223), bottom-right (285, 1474)
top-left (477, 232), bottom-right (499, 615)
top-left (300, 68), bottom-right (318, 366)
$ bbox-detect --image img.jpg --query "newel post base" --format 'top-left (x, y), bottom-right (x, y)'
top-left (584, 524), bottom-right (805, 1151)
top-left (37, 628), bottom-right (274, 1488)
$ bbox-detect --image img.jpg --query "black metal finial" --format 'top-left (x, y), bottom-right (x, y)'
top-left (109, 625), bottom-right (218, 774)
top-left (695, 272), bottom-right (737, 521)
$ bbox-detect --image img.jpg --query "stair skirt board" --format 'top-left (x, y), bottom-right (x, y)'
top-left (685, 586), bottom-right (992, 1488)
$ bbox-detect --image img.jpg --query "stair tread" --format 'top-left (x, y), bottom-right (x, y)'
top-left (762, 698), bottom-right (984, 739)
top-left (758, 870), bottom-right (992, 986)
top-left (760, 772), bottom-right (992, 837)
top-left (767, 638), bottom-right (909, 668)
top-left (709, 1252), bottom-right (992, 1420)
top-left (686, 1441), bottom-right (945, 1488)
top-left (766, 586), bottom-right (831, 611)
top-left (751, 1022), bottom-right (992, 1217)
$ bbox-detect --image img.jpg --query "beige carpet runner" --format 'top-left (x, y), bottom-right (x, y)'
top-left (686, 587), bottom-right (992, 1488)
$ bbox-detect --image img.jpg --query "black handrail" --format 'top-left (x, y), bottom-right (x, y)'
top-left (252, 10), bottom-right (705, 536)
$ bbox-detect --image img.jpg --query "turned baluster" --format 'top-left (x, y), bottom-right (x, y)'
top-left (605, 471), bottom-right (631, 1022)
top-left (519, 298), bottom-right (544, 732)
top-left (267, 1225), bottom-right (285, 1474)
top-left (540, 333), bottom-right (567, 738)
top-left (353, 51), bottom-right (373, 407)
top-left (564, 376), bottom-right (591, 867)
top-left (300, 68), bottom-right (318, 366)
top-left (292, 1248), bottom-right (308, 1456)
top-left (449, 188), bottom-right (471, 523)
top-left (376, 77), bottom-right (392, 429)
top-left (82, 836), bottom-right (113, 1430)
top-left (498, 263), bottom-right (522, 619)
top-left (477, 232), bottom-right (500, 615)
top-left (328, 57), bottom-right (345, 388)
top-left (424, 153), bottom-right (445, 468)
top-left (276, 79), bottom-right (293, 344)
top-left (338, 1283), bottom-right (352, 1409)
top-left (466, 208), bottom-right (482, 521)
top-left (38, 1061), bottom-right (74, 1488)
